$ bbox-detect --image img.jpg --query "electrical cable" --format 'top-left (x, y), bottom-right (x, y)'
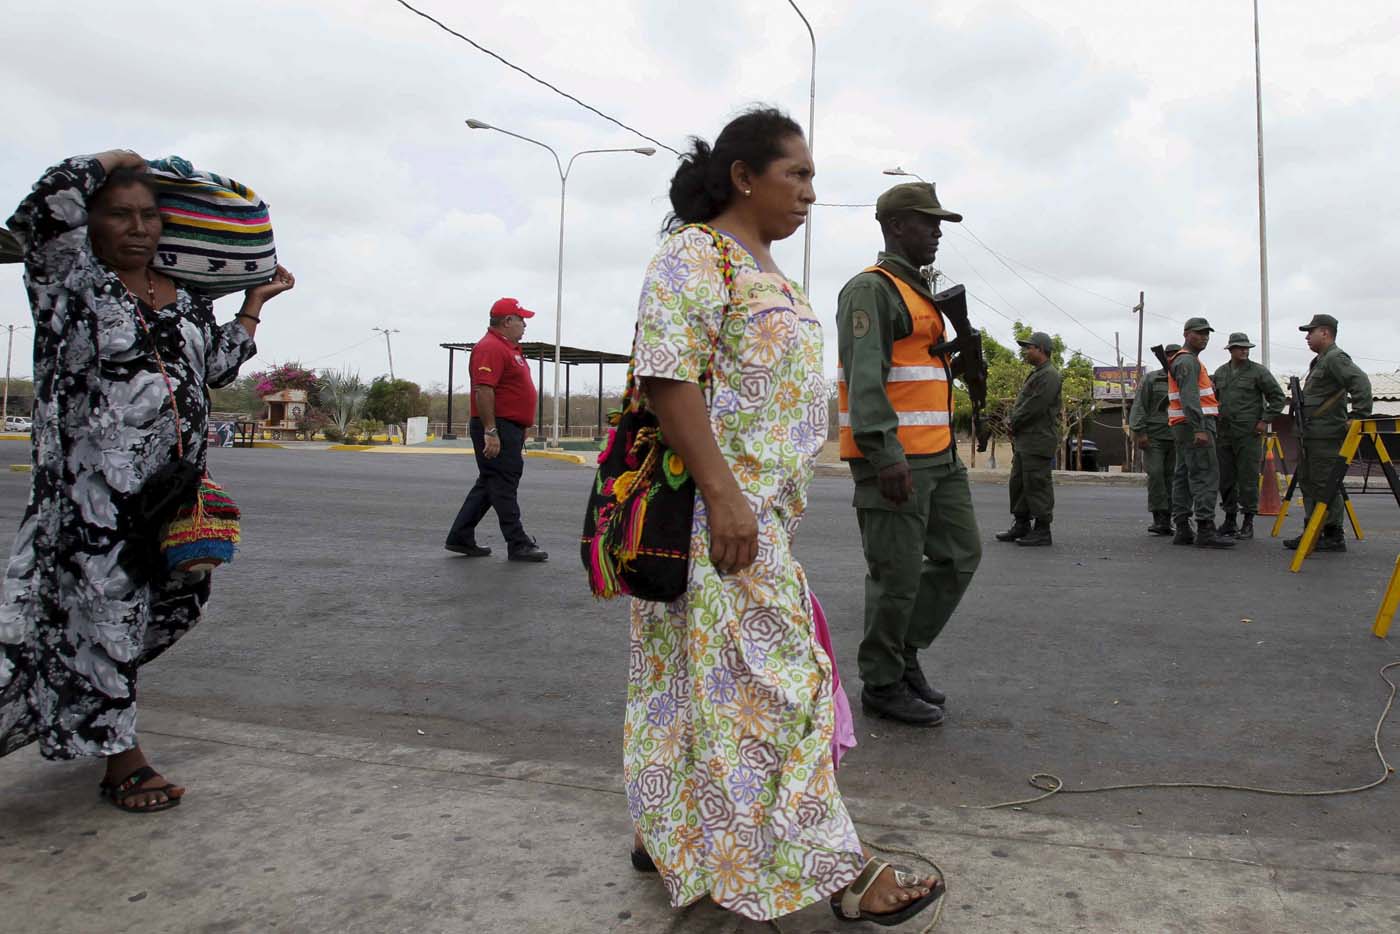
top-left (392, 0), bottom-right (680, 155)
top-left (948, 229), bottom-right (1134, 309)
top-left (970, 659), bottom-right (1398, 811)
top-left (302, 334), bottom-right (382, 364)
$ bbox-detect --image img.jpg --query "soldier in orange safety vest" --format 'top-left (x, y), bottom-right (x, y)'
top-left (1166, 317), bottom-right (1235, 549)
top-left (836, 182), bottom-right (983, 727)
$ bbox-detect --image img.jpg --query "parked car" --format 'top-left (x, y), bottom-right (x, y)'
top-left (4, 416), bottom-right (32, 432)
top-left (1064, 438), bottom-right (1099, 471)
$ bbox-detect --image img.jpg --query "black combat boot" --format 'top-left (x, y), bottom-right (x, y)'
top-left (1172, 515), bottom-right (1194, 546)
top-left (1016, 520), bottom-right (1052, 547)
top-left (1314, 527), bottom-right (1347, 552)
top-left (1236, 514), bottom-right (1255, 540)
top-left (995, 518), bottom-right (1031, 542)
top-left (1218, 512), bottom-right (1238, 537)
top-left (861, 681), bottom-right (944, 726)
top-left (903, 657), bottom-right (946, 707)
top-left (1147, 511), bottom-right (1173, 535)
top-left (1194, 519), bottom-right (1237, 548)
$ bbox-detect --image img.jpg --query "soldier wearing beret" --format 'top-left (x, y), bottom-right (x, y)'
top-left (1285, 314), bottom-right (1372, 552)
top-left (1212, 332), bottom-right (1285, 539)
top-left (835, 182), bottom-right (982, 726)
top-left (995, 331), bottom-right (1061, 546)
top-left (1167, 318), bottom-right (1235, 548)
top-left (1129, 343), bottom-right (1180, 535)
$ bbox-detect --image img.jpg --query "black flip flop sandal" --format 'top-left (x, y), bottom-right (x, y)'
top-left (830, 856), bottom-right (945, 927)
top-left (99, 765), bottom-right (182, 814)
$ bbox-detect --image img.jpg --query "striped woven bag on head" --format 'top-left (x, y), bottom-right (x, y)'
top-left (145, 156), bottom-right (277, 297)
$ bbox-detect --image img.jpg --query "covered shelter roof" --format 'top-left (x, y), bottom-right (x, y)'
top-left (1368, 372), bottom-right (1400, 403)
top-left (439, 341), bottom-right (630, 365)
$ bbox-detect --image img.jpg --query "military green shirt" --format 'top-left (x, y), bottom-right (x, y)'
top-left (1211, 358), bottom-right (1285, 435)
top-left (1169, 351), bottom-right (1216, 433)
top-left (1128, 368), bottom-right (1173, 441)
top-left (1009, 361), bottom-right (1062, 457)
top-left (1301, 343), bottom-right (1372, 440)
top-left (836, 251), bottom-right (955, 482)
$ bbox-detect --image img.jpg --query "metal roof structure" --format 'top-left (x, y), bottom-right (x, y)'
top-left (1368, 371), bottom-right (1400, 402)
top-left (438, 341), bottom-right (629, 365)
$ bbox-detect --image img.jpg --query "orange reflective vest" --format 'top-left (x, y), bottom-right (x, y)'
top-left (1167, 349), bottom-right (1219, 425)
top-left (837, 266), bottom-right (954, 459)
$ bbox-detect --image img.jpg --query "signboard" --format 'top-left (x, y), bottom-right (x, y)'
top-left (1092, 366), bottom-right (1143, 401)
top-left (406, 416), bottom-right (429, 446)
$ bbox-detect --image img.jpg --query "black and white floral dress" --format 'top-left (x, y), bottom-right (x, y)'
top-left (0, 157), bottom-right (256, 760)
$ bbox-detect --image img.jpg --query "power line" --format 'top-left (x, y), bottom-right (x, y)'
top-left (949, 229), bottom-right (1134, 309)
top-left (302, 334), bottom-right (382, 365)
top-left (393, 0), bottom-right (680, 156)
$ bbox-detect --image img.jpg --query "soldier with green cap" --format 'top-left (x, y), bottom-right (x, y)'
top-left (995, 331), bottom-right (1061, 546)
top-left (1211, 332), bottom-right (1284, 539)
top-left (1129, 342), bottom-right (1181, 535)
top-left (1166, 317), bottom-right (1235, 548)
top-left (835, 181), bottom-right (982, 726)
top-left (1285, 314), bottom-right (1372, 552)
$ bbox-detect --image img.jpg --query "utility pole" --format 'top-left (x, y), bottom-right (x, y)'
top-left (372, 328), bottom-right (399, 381)
top-left (1133, 291), bottom-right (1145, 472)
top-left (1116, 331), bottom-right (1131, 472)
top-left (3, 324), bottom-right (30, 426)
top-left (1253, 0), bottom-right (1271, 370)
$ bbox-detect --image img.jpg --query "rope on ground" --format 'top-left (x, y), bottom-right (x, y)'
top-left (767, 841), bottom-right (947, 933)
top-left (969, 659), bottom-right (1398, 811)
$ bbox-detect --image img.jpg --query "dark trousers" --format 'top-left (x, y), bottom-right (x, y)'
top-left (1171, 424), bottom-right (1219, 522)
top-left (1218, 429), bottom-right (1263, 515)
top-left (446, 418), bottom-right (532, 551)
top-left (1009, 450), bottom-right (1054, 523)
top-left (1144, 436), bottom-right (1177, 513)
top-left (1298, 437), bottom-right (1347, 535)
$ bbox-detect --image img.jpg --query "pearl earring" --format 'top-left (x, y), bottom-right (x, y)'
top-left (744, 189), bottom-right (752, 197)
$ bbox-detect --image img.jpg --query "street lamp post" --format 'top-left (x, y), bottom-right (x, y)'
top-left (786, 1), bottom-right (816, 297)
top-left (2, 323), bottom-right (30, 426)
top-left (1252, 0), bottom-right (1271, 370)
top-left (466, 119), bottom-right (654, 447)
top-left (882, 166), bottom-right (927, 183)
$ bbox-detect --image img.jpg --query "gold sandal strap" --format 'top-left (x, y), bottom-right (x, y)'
top-left (839, 857), bottom-right (889, 919)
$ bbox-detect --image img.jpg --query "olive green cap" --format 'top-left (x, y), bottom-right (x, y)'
top-left (1183, 317), bottom-right (1213, 333)
top-left (1226, 332), bottom-right (1255, 348)
top-left (875, 182), bottom-right (963, 223)
top-left (1299, 313), bottom-right (1338, 333)
top-left (1165, 343), bottom-right (1182, 355)
top-left (1017, 331), bottom-right (1052, 354)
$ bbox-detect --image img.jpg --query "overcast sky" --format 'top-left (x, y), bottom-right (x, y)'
top-left (3, 0), bottom-right (1396, 397)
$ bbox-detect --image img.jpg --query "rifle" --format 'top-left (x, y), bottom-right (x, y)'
top-left (1150, 343), bottom-right (1171, 372)
top-left (927, 282), bottom-right (992, 451)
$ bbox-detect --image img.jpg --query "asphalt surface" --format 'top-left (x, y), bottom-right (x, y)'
top-left (2, 439), bottom-right (1397, 852)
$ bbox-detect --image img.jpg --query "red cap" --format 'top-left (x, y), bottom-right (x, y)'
top-left (490, 297), bottom-right (535, 319)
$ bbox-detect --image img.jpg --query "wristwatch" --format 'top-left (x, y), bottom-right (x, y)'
top-left (484, 428), bottom-right (499, 437)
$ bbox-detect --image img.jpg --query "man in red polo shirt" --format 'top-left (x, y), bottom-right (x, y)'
top-left (444, 298), bottom-right (548, 562)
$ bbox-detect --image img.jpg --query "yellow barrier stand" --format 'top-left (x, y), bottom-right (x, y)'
top-left (1376, 555), bottom-right (1400, 639)
top-left (1290, 418), bottom-right (1400, 573)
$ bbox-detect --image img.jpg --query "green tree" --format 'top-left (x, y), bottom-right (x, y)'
top-left (362, 376), bottom-right (429, 442)
top-left (208, 373), bottom-right (263, 417)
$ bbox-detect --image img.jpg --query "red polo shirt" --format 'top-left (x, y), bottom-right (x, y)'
top-left (469, 329), bottom-right (537, 427)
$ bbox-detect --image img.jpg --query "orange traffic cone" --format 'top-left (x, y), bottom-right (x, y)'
top-left (1258, 439), bottom-right (1282, 516)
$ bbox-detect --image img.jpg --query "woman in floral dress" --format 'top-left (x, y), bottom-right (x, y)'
top-left (624, 109), bottom-right (944, 925)
top-left (0, 150), bottom-right (294, 811)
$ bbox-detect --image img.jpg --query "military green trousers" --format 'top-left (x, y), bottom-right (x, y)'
top-left (1171, 424), bottom-right (1219, 521)
top-left (1008, 450), bottom-right (1054, 523)
top-left (855, 459), bottom-right (983, 687)
top-left (1217, 429), bottom-right (1263, 515)
top-left (1144, 436), bottom-right (1176, 513)
top-left (1298, 437), bottom-right (1347, 534)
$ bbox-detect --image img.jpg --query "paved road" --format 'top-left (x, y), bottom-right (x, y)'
top-left (1, 440), bottom-right (1397, 852)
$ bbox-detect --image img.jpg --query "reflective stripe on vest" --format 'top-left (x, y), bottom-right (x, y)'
top-left (837, 266), bottom-right (954, 459)
top-left (1166, 350), bottom-right (1219, 425)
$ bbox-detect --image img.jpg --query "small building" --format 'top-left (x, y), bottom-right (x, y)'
top-left (260, 388), bottom-right (309, 440)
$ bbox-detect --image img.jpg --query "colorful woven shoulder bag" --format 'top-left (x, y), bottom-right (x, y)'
top-left (580, 224), bottom-right (735, 603)
top-left (127, 284), bottom-right (242, 574)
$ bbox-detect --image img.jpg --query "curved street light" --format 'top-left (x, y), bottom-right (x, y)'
top-left (465, 118), bottom-right (654, 446)
top-left (882, 166), bottom-right (927, 183)
top-left (786, 1), bottom-right (816, 297)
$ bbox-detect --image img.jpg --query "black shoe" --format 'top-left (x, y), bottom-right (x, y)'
top-left (1194, 519), bottom-right (1236, 549)
top-left (1172, 516), bottom-right (1194, 546)
top-left (630, 847), bottom-right (657, 873)
top-left (445, 542), bottom-right (491, 557)
top-left (1236, 514), bottom-right (1254, 540)
top-left (995, 519), bottom-right (1031, 542)
top-left (1314, 531), bottom-right (1347, 553)
top-left (1283, 533), bottom-right (1302, 550)
top-left (1218, 512), bottom-right (1238, 537)
top-left (861, 681), bottom-right (944, 726)
top-left (1147, 512), bottom-right (1173, 535)
top-left (1016, 522), bottom-right (1052, 547)
top-left (508, 543), bottom-right (550, 562)
top-left (902, 659), bottom-right (946, 707)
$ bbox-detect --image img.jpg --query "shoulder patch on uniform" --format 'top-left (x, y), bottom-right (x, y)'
top-left (851, 310), bottom-right (871, 339)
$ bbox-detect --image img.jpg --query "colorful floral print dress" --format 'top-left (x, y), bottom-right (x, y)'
top-left (0, 157), bottom-right (256, 760)
top-left (624, 226), bottom-right (863, 920)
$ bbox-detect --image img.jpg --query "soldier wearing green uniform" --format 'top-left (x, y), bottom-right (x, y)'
top-left (1285, 314), bottom-right (1372, 553)
top-left (836, 182), bottom-right (982, 726)
top-left (995, 332), bottom-right (1061, 547)
top-left (1128, 343), bottom-right (1180, 535)
top-left (1212, 332), bottom-right (1285, 539)
top-left (1168, 318), bottom-right (1235, 548)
